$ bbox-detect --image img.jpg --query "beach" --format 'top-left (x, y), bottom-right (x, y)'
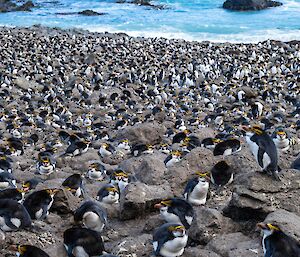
top-left (0, 25), bottom-right (299, 256)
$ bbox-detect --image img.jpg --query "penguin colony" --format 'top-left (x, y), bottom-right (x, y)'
top-left (0, 26), bottom-right (299, 257)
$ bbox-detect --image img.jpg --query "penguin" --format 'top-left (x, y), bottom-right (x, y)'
top-left (243, 125), bottom-right (281, 180)
top-left (172, 130), bottom-right (191, 144)
top-left (0, 188), bottom-right (25, 203)
top-left (183, 172), bottom-right (210, 205)
top-left (210, 161), bottom-right (233, 186)
top-left (201, 138), bottom-right (222, 149)
top-left (63, 140), bottom-right (90, 156)
top-left (86, 162), bottom-right (107, 181)
top-left (251, 102), bottom-right (264, 118)
top-left (23, 189), bottom-right (58, 220)
top-left (116, 139), bottom-right (131, 155)
top-left (6, 137), bottom-right (24, 156)
top-left (154, 198), bottom-right (194, 229)
top-left (0, 172), bottom-right (16, 189)
top-left (0, 154), bottom-right (12, 173)
top-left (158, 143), bottom-right (171, 154)
top-left (257, 223), bottom-right (300, 257)
top-left (96, 184), bottom-right (120, 204)
top-left (74, 201), bottom-right (108, 232)
top-left (64, 227), bottom-right (105, 257)
top-left (16, 245), bottom-right (50, 257)
top-left (109, 170), bottom-right (129, 192)
top-left (99, 143), bottom-right (115, 158)
top-left (0, 199), bottom-right (32, 232)
top-left (36, 155), bottom-right (56, 175)
top-left (213, 138), bottom-right (241, 156)
top-left (131, 143), bottom-right (154, 157)
top-left (272, 128), bottom-right (291, 152)
top-left (164, 151), bottom-right (182, 167)
top-left (62, 174), bottom-right (84, 197)
top-left (153, 223), bottom-right (188, 257)
top-left (22, 178), bottom-right (43, 192)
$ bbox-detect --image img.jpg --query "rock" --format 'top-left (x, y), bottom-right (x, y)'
top-left (223, 0), bottom-right (283, 11)
top-left (182, 248), bottom-right (221, 257)
top-left (188, 207), bottom-right (237, 245)
top-left (119, 182), bottom-right (173, 220)
top-left (143, 214), bottom-right (164, 232)
top-left (134, 154), bottom-right (167, 185)
top-left (107, 233), bottom-right (152, 256)
top-left (14, 77), bottom-right (44, 91)
top-left (263, 209), bottom-right (300, 242)
top-left (15, 1), bottom-right (34, 11)
top-left (206, 232), bottom-right (262, 257)
top-left (223, 170), bottom-right (300, 221)
top-left (115, 122), bottom-right (166, 145)
top-left (78, 9), bottom-right (106, 16)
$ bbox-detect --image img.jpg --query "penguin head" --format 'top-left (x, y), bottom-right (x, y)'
top-left (276, 130), bottom-right (287, 140)
top-left (102, 143), bottom-right (109, 149)
top-left (40, 156), bottom-right (51, 166)
top-left (146, 144), bottom-right (154, 151)
top-left (171, 150), bottom-right (182, 158)
top-left (242, 125), bottom-right (264, 136)
top-left (17, 245), bottom-right (27, 255)
top-left (154, 199), bottom-right (172, 211)
top-left (111, 170), bottom-right (129, 183)
top-left (46, 188), bottom-right (59, 197)
top-left (194, 172), bottom-right (210, 183)
top-left (257, 223), bottom-right (280, 237)
top-left (168, 224), bottom-right (186, 237)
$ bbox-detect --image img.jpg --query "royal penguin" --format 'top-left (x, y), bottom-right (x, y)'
top-left (99, 143), bottom-right (115, 158)
top-left (63, 140), bottom-right (90, 156)
top-left (96, 184), bottom-right (120, 204)
top-left (109, 170), bottom-right (129, 192)
top-left (0, 188), bottom-right (25, 203)
top-left (131, 143), bottom-right (154, 157)
top-left (64, 227), bottom-right (105, 257)
top-left (183, 172), bottom-right (210, 205)
top-left (164, 151), bottom-right (182, 167)
top-left (116, 139), bottom-right (131, 155)
top-left (243, 125), bottom-right (281, 180)
top-left (36, 155), bottom-right (56, 175)
top-left (15, 245), bottom-right (50, 257)
top-left (251, 102), bottom-right (264, 118)
top-left (153, 223), bottom-right (188, 257)
top-left (74, 201), bottom-right (108, 232)
top-left (172, 130), bottom-right (191, 144)
top-left (0, 154), bottom-right (12, 173)
top-left (201, 137), bottom-right (222, 149)
top-left (86, 162), bottom-right (107, 181)
top-left (257, 223), bottom-right (300, 257)
top-left (210, 161), bottom-right (233, 186)
top-left (213, 138), bottom-right (241, 156)
top-left (272, 127), bottom-right (292, 152)
top-left (0, 199), bottom-right (32, 232)
top-left (158, 143), bottom-right (171, 154)
top-left (22, 178), bottom-right (43, 192)
top-left (62, 174), bottom-right (84, 197)
top-left (23, 189), bottom-right (58, 220)
top-left (0, 171), bottom-right (16, 189)
top-left (154, 198), bottom-right (194, 229)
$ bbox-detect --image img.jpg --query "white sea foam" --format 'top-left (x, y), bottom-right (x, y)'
top-left (86, 25), bottom-right (300, 43)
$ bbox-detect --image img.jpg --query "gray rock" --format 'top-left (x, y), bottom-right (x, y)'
top-left (189, 207), bottom-right (237, 245)
top-left (115, 122), bottom-right (166, 145)
top-left (206, 232), bottom-right (261, 257)
top-left (119, 182), bottom-right (173, 220)
top-left (223, 0), bottom-right (283, 11)
top-left (182, 248), bottom-right (221, 257)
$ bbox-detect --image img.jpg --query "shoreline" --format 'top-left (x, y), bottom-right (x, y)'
top-left (1, 24), bottom-right (300, 44)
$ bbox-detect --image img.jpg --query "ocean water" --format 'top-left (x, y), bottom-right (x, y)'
top-left (0, 0), bottom-right (299, 42)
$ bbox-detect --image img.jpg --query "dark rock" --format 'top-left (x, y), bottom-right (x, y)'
top-left (15, 1), bottom-right (34, 11)
top-left (78, 9), bottom-right (106, 16)
top-left (182, 248), bottom-right (221, 257)
top-left (119, 182), bottom-right (173, 220)
top-left (223, 0), bottom-right (283, 11)
top-left (223, 170), bottom-right (300, 221)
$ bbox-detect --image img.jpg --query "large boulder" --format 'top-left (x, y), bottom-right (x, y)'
top-left (223, 0), bottom-right (283, 11)
top-left (223, 170), bottom-right (300, 221)
top-left (119, 182), bottom-right (173, 220)
top-left (115, 121), bottom-right (166, 145)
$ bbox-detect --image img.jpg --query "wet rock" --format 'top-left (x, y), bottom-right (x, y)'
top-left (188, 207), bottom-right (237, 245)
top-left (115, 122), bottom-right (166, 145)
top-left (223, 0), bottom-right (283, 11)
top-left (78, 9), bottom-right (106, 16)
top-left (15, 1), bottom-right (34, 11)
top-left (119, 182), bottom-right (173, 220)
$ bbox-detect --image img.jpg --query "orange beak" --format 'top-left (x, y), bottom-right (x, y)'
top-left (154, 203), bottom-right (162, 209)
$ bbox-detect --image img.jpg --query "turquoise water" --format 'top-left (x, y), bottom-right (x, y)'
top-left (0, 0), bottom-right (300, 42)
